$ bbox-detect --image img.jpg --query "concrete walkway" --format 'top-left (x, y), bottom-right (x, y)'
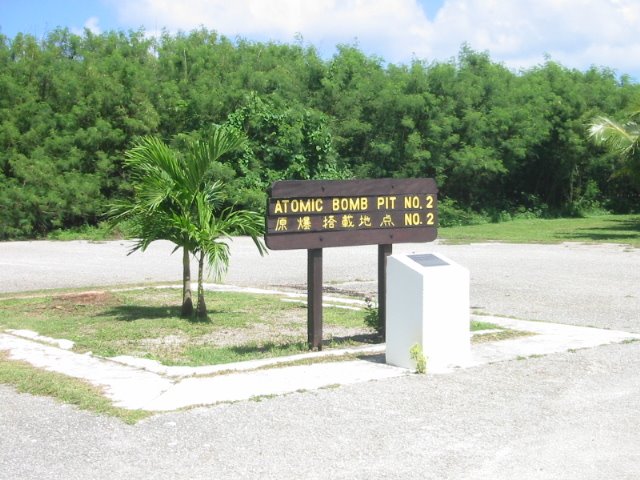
top-left (1, 313), bottom-right (638, 412)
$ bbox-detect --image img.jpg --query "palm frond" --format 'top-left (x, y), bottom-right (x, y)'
top-left (207, 125), bottom-right (246, 163)
top-left (185, 125), bottom-right (246, 190)
top-left (125, 137), bottom-right (183, 182)
top-left (589, 116), bottom-right (638, 156)
top-left (199, 241), bottom-right (231, 282)
top-left (201, 181), bottom-right (225, 212)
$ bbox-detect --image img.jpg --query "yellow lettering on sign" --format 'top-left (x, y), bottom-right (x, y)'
top-left (274, 200), bottom-right (288, 214)
top-left (426, 212), bottom-right (435, 225)
top-left (404, 213), bottom-right (422, 226)
top-left (275, 218), bottom-right (288, 231)
top-left (274, 198), bottom-right (323, 214)
top-left (341, 214), bottom-right (355, 228)
top-left (404, 196), bottom-right (422, 209)
top-left (380, 214), bottom-right (395, 227)
top-left (322, 215), bottom-right (338, 229)
top-left (376, 196), bottom-right (397, 210)
top-left (425, 195), bottom-right (434, 209)
top-left (331, 197), bottom-right (369, 212)
top-left (296, 199), bottom-right (321, 213)
top-left (297, 216), bottom-right (312, 230)
top-left (359, 215), bottom-right (372, 227)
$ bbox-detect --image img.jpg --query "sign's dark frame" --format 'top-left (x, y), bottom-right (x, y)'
top-left (265, 178), bottom-right (438, 250)
top-left (264, 178), bottom-right (438, 350)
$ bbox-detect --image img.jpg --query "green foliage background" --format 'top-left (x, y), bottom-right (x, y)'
top-left (1, 28), bottom-right (639, 239)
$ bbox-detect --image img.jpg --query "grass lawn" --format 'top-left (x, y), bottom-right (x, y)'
top-left (0, 288), bottom-right (377, 366)
top-left (0, 287), bottom-right (509, 366)
top-left (439, 214), bottom-right (640, 246)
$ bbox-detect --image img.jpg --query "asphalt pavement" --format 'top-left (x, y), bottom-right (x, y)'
top-left (0, 239), bottom-right (639, 479)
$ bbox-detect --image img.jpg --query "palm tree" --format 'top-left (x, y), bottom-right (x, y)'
top-left (189, 188), bottom-right (265, 317)
top-left (109, 125), bottom-right (266, 318)
top-left (589, 110), bottom-right (640, 188)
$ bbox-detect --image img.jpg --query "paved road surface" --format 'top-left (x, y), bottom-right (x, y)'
top-left (0, 239), bottom-right (639, 479)
top-left (1, 238), bottom-right (638, 331)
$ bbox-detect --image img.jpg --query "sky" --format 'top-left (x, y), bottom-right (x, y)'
top-left (1, 0), bottom-right (639, 81)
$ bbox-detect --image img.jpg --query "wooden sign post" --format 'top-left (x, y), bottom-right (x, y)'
top-left (265, 178), bottom-right (438, 350)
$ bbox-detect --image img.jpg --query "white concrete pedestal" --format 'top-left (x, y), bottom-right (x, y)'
top-left (386, 253), bottom-right (470, 371)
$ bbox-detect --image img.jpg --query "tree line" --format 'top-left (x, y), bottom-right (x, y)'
top-left (1, 27), bottom-right (638, 239)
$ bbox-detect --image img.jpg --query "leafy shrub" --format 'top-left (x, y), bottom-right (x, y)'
top-left (567, 180), bottom-right (609, 217)
top-left (46, 220), bottom-right (135, 241)
top-left (438, 198), bottom-right (489, 227)
top-left (410, 343), bottom-right (427, 374)
top-left (363, 297), bottom-right (383, 337)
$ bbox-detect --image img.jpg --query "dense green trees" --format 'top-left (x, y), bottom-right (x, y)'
top-left (1, 28), bottom-right (638, 239)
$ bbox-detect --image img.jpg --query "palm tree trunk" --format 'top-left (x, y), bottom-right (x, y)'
top-left (196, 251), bottom-right (207, 319)
top-left (181, 247), bottom-right (194, 317)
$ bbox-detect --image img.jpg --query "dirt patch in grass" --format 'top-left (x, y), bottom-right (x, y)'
top-left (51, 291), bottom-right (121, 312)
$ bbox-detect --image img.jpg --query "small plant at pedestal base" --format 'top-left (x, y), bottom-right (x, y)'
top-left (410, 343), bottom-right (427, 374)
top-left (363, 297), bottom-right (383, 337)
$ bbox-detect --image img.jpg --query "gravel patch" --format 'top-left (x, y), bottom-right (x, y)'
top-left (2, 342), bottom-right (640, 479)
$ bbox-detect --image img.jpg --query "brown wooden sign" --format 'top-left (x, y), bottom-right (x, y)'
top-left (265, 178), bottom-right (438, 250)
